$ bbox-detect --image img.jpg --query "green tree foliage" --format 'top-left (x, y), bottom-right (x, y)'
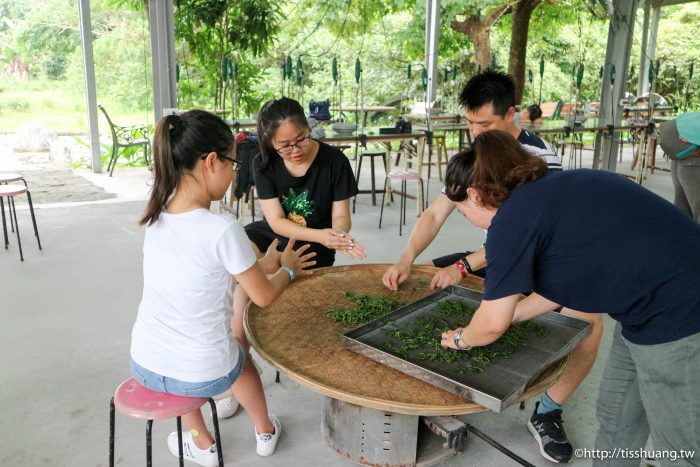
top-left (174, 0), bottom-right (282, 112)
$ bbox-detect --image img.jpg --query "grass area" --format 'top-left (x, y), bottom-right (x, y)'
top-left (0, 77), bottom-right (151, 134)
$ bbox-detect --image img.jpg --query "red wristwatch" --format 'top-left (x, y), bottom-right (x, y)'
top-left (455, 259), bottom-right (468, 278)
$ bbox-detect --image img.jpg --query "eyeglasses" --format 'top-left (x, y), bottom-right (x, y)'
top-left (273, 135), bottom-right (311, 156)
top-left (200, 153), bottom-right (242, 171)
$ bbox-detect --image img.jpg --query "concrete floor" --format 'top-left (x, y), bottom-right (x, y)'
top-left (0, 141), bottom-right (673, 467)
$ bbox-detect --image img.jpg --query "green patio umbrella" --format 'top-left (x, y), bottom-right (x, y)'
top-left (354, 57), bottom-right (363, 126)
top-left (685, 61), bottom-right (695, 112)
top-left (220, 57), bottom-right (229, 114)
top-left (296, 57), bottom-right (304, 105)
top-left (230, 59), bottom-right (238, 120)
top-left (285, 55), bottom-right (293, 96)
top-left (332, 56), bottom-right (340, 112)
top-left (538, 56), bottom-right (545, 104)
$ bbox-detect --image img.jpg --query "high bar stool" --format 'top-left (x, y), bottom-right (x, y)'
top-left (556, 140), bottom-right (584, 169)
top-left (378, 170), bottom-right (424, 236)
top-left (0, 175), bottom-right (42, 261)
top-left (353, 150), bottom-right (387, 212)
top-left (0, 173), bottom-right (24, 244)
top-left (109, 378), bottom-right (224, 467)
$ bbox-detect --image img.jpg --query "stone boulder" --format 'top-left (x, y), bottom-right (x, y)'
top-left (13, 124), bottom-right (57, 152)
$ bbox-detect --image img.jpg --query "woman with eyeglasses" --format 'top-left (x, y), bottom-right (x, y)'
top-left (212, 97), bottom-right (367, 420)
top-left (130, 110), bottom-right (316, 465)
top-left (243, 96), bottom-right (366, 269)
top-left (439, 130), bottom-right (700, 465)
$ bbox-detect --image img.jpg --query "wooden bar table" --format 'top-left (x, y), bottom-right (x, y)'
top-left (245, 264), bottom-right (567, 467)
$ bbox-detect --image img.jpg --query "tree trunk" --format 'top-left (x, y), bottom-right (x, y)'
top-left (508, 0), bottom-right (542, 105)
top-left (451, 5), bottom-right (510, 71)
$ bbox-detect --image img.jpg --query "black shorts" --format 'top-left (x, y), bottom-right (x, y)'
top-left (431, 250), bottom-right (487, 279)
top-left (244, 220), bottom-right (336, 269)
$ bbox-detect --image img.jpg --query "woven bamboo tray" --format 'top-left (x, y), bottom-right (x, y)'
top-left (245, 264), bottom-right (566, 415)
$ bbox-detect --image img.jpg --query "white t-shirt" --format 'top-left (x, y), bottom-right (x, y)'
top-left (130, 208), bottom-right (257, 382)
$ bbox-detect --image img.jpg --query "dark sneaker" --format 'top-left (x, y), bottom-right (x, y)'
top-left (527, 402), bottom-right (573, 463)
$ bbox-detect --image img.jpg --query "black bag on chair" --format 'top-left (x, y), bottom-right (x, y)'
top-left (234, 140), bottom-right (260, 202)
top-left (309, 99), bottom-right (331, 121)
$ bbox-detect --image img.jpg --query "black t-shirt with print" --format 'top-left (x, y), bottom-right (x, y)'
top-left (253, 140), bottom-right (358, 229)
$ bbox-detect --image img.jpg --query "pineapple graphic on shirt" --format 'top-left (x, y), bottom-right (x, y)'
top-left (281, 188), bottom-right (314, 227)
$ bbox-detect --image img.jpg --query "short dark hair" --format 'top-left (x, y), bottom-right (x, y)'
top-left (458, 71), bottom-right (516, 117)
top-left (526, 104), bottom-right (542, 120)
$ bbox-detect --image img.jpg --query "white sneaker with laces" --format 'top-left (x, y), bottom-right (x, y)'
top-left (213, 396), bottom-right (239, 419)
top-left (167, 430), bottom-right (219, 467)
top-left (255, 414), bottom-right (282, 456)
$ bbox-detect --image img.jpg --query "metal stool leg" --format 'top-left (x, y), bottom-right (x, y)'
top-left (402, 180), bottom-right (408, 226)
top-left (109, 398), bottom-right (115, 467)
top-left (353, 155), bottom-right (364, 213)
top-left (370, 156), bottom-right (376, 206)
top-left (399, 180), bottom-right (406, 236)
top-left (9, 196), bottom-right (23, 261)
top-left (146, 419), bottom-right (153, 467)
top-left (176, 416), bottom-right (184, 467)
top-left (208, 399), bottom-right (225, 467)
top-left (378, 177), bottom-right (388, 229)
top-left (0, 196), bottom-right (8, 249)
top-left (25, 190), bottom-right (41, 250)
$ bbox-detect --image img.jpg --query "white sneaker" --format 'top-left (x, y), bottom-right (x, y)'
top-left (213, 396), bottom-right (239, 419)
top-left (255, 414), bottom-right (282, 456)
top-left (167, 430), bottom-right (219, 467)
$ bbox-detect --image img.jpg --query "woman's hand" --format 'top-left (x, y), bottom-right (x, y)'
top-left (382, 262), bottom-right (411, 291)
top-left (430, 265), bottom-right (462, 289)
top-left (321, 228), bottom-right (355, 250)
top-left (280, 238), bottom-right (317, 279)
top-left (321, 229), bottom-right (367, 260)
top-left (338, 240), bottom-right (366, 260)
top-left (258, 239), bottom-right (281, 274)
top-left (440, 327), bottom-right (464, 350)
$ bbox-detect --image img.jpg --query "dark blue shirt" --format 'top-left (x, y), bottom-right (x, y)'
top-left (484, 169), bottom-right (700, 345)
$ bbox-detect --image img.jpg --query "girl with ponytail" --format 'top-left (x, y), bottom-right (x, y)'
top-left (130, 110), bottom-right (315, 465)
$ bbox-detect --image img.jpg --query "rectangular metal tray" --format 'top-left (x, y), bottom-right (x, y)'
top-left (341, 286), bottom-right (592, 412)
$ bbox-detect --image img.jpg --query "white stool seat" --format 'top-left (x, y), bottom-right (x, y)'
top-left (0, 184), bottom-right (28, 196)
top-left (0, 173), bottom-right (24, 183)
top-left (388, 170), bottom-right (421, 181)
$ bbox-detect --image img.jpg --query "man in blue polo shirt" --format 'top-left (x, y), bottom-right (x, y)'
top-left (384, 71), bottom-right (585, 463)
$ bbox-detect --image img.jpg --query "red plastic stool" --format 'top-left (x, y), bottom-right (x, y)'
top-left (378, 170), bottom-right (424, 236)
top-left (109, 378), bottom-right (224, 466)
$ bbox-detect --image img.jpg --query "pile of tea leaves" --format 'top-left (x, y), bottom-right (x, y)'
top-left (326, 292), bottom-right (404, 326)
top-left (381, 299), bottom-right (549, 374)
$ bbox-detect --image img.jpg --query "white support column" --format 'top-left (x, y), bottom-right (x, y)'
top-left (78, 0), bottom-right (101, 173)
top-left (424, 0), bottom-right (441, 106)
top-left (593, 0), bottom-right (641, 172)
top-left (637, 0), bottom-right (651, 96)
top-left (148, 0), bottom-right (178, 123)
top-left (637, 1), bottom-right (661, 96)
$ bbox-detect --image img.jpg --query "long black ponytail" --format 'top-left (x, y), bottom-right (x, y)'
top-left (140, 110), bottom-right (234, 226)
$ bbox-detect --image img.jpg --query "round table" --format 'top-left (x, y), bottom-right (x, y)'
top-left (245, 264), bottom-right (566, 466)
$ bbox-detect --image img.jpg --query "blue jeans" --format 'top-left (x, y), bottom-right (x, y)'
top-left (130, 342), bottom-right (247, 398)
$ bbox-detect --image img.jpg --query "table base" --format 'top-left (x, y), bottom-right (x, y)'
top-left (321, 397), bottom-right (459, 467)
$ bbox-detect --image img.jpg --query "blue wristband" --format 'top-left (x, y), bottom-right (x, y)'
top-left (280, 266), bottom-right (295, 283)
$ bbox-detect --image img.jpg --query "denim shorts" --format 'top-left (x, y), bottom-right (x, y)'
top-left (130, 342), bottom-right (247, 398)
